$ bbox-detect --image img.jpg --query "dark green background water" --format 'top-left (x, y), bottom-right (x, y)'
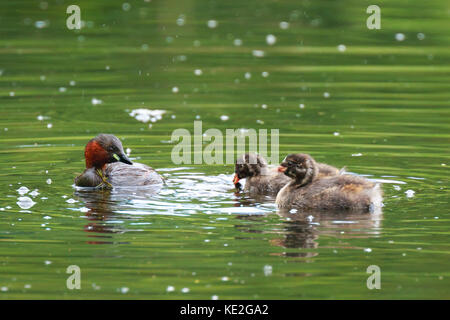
top-left (0, 0), bottom-right (449, 299)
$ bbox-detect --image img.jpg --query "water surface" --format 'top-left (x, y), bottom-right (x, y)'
top-left (0, 0), bottom-right (449, 299)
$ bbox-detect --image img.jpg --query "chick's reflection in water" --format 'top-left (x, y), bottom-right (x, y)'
top-left (232, 203), bottom-right (382, 260)
top-left (74, 185), bottom-right (162, 244)
top-left (273, 208), bottom-right (383, 257)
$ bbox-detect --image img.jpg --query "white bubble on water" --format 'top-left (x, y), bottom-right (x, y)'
top-left (333, 132), bottom-right (340, 136)
top-left (405, 189), bottom-right (415, 198)
top-left (120, 287), bottom-right (129, 294)
top-left (279, 21), bottom-right (289, 29)
top-left (220, 115), bottom-right (229, 121)
top-left (299, 103), bottom-right (305, 109)
top-left (233, 38), bottom-right (242, 46)
top-left (194, 69), bottom-right (202, 76)
top-left (337, 44), bottom-right (346, 52)
top-left (252, 50), bottom-right (265, 58)
top-left (221, 277), bottom-right (229, 281)
top-left (244, 72), bottom-right (251, 79)
top-left (266, 34), bottom-right (277, 45)
top-left (395, 33), bottom-right (405, 41)
top-left (351, 153), bottom-right (362, 157)
top-left (30, 190), bottom-right (40, 197)
top-left (129, 109), bottom-right (166, 123)
top-left (172, 86), bottom-right (179, 93)
top-left (122, 3), bottom-right (131, 11)
top-left (211, 295), bottom-right (219, 300)
top-left (263, 265), bottom-right (273, 276)
top-left (9, 92), bottom-right (15, 97)
top-left (47, 123), bottom-right (52, 129)
top-left (262, 71), bottom-right (269, 77)
top-left (364, 248), bottom-right (372, 253)
top-left (44, 260), bottom-right (52, 265)
top-left (417, 33), bottom-right (425, 40)
top-left (92, 283), bottom-right (101, 290)
top-left (66, 198), bottom-right (77, 204)
top-left (176, 15), bottom-right (185, 26)
top-left (34, 20), bottom-right (48, 29)
top-left (46, 178), bottom-right (52, 184)
top-left (91, 98), bottom-right (103, 106)
top-left (17, 196), bottom-right (36, 209)
top-left (323, 92), bottom-right (330, 98)
top-left (166, 286), bottom-right (175, 292)
top-left (207, 20), bottom-right (218, 28)
top-left (181, 287), bottom-right (190, 293)
top-left (69, 80), bottom-right (76, 86)
top-left (17, 186), bottom-right (29, 195)
top-left (59, 87), bottom-right (67, 93)
top-left (393, 185), bottom-right (401, 191)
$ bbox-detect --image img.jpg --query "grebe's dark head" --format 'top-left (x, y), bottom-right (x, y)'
top-left (233, 153), bottom-right (268, 188)
top-left (84, 134), bottom-right (132, 169)
top-left (278, 153), bottom-right (318, 186)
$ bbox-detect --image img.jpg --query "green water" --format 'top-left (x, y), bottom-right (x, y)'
top-left (0, 0), bottom-right (449, 299)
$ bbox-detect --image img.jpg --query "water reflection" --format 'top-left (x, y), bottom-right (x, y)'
top-left (234, 209), bottom-right (382, 259)
top-left (73, 170), bottom-right (384, 255)
top-left (74, 186), bottom-right (162, 244)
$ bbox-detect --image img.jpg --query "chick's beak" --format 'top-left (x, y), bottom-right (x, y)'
top-left (278, 166), bottom-right (287, 173)
top-left (233, 174), bottom-right (240, 185)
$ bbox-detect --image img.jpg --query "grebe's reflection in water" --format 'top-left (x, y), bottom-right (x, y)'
top-left (72, 171), bottom-right (383, 254)
top-left (74, 185), bottom-right (162, 244)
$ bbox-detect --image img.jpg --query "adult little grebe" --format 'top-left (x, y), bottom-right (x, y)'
top-left (276, 154), bottom-right (382, 212)
top-left (233, 153), bottom-right (340, 194)
top-left (74, 134), bottom-right (163, 188)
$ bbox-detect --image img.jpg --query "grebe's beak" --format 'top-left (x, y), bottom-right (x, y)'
top-left (113, 153), bottom-right (133, 165)
top-left (278, 166), bottom-right (287, 173)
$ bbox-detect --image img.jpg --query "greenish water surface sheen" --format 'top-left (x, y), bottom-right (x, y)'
top-left (0, 0), bottom-right (449, 299)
